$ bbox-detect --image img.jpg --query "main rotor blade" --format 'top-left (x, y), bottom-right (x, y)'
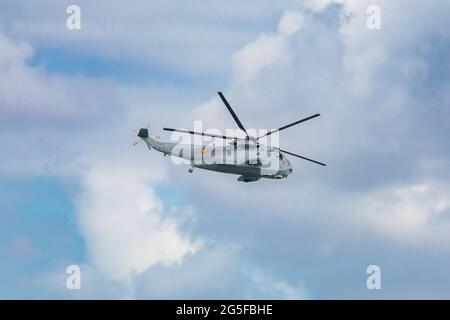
top-left (279, 149), bottom-right (326, 166)
top-left (163, 127), bottom-right (237, 140)
top-left (217, 92), bottom-right (249, 138)
top-left (258, 114), bottom-right (321, 139)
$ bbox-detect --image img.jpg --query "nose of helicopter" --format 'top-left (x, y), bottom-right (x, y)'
top-left (281, 163), bottom-right (293, 177)
top-left (285, 159), bottom-right (293, 175)
top-left (286, 166), bottom-right (293, 177)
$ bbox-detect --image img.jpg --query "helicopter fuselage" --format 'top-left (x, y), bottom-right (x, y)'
top-left (139, 131), bottom-right (292, 181)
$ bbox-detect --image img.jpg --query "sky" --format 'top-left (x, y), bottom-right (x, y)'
top-left (0, 0), bottom-right (449, 299)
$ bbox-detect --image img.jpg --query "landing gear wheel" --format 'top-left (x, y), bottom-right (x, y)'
top-left (188, 168), bottom-right (193, 173)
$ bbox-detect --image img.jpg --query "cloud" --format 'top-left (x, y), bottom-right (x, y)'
top-left (76, 164), bottom-right (201, 284)
top-left (0, 30), bottom-right (128, 175)
top-left (355, 182), bottom-right (450, 247)
top-left (133, 244), bottom-right (244, 299)
top-left (300, 0), bottom-right (334, 12)
top-left (0, 0), bottom-right (288, 77)
top-left (231, 11), bottom-right (307, 84)
top-left (278, 11), bottom-right (305, 36)
top-left (132, 242), bottom-right (308, 299)
top-left (232, 34), bottom-right (289, 84)
top-left (302, 0), bottom-right (450, 99)
top-left (342, 44), bottom-right (387, 99)
top-left (0, 32), bottom-right (124, 128)
top-left (243, 268), bottom-right (308, 299)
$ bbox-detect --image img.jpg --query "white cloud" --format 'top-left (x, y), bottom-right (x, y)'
top-left (278, 11), bottom-right (305, 36)
top-left (1, 0), bottom-right (288, 77)
top-left (355, 182), bottom-right (450, 247)
top-left (243, 268), bottom-right (308, 299)
top-left (296, 0), bottom-right (450, 100)
top-left (230, 11), bottom-right (308, 85)
top-left (0, 32), bottom-right (123, 127)
top-left (0, 31), bottom-right (128, 175)
top-left (133, 243), bottom-right (244, 298)
top-left (77, 164), bottom-right (201, 284)
top-left (0, 32), bottom-right (32, 67)
top-left (300, 0), bottom-right (335, 12)
top-left (342, 44), bottom-right (387, 99)
top-left (232, 34), bottom-right (290, 84)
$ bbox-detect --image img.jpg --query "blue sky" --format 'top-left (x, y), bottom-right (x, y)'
top-left (1, 0), bottom-right (450, 299)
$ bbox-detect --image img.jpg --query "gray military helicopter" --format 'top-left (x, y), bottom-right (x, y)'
top-left (135, 92), bottom-right (325, 182)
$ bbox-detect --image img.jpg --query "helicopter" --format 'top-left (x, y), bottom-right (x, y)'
top-left (135, 92), bottom-right (325, 182)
